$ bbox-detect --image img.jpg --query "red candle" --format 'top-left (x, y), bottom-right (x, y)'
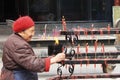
top-left (100, 29), bottom-right (103, 35)
top-left (62, 16), bottom-right (67, 31)
top-left (85, 43), bottom-right (89, 66)
top-left (94, 40), bottom-right (98, 52)
top-left (86, 43), bottom-right (88, 54)
top-left (77, 44), bottom-right (80, 54)
top-left (107, 24), bottom-right (110, 34)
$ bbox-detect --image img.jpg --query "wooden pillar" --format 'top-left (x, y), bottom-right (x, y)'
top-left (114, 0), bottom-right (120, 6)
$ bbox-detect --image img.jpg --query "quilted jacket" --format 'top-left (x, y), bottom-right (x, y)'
top-left (0, 33), bottom-right (50, 80)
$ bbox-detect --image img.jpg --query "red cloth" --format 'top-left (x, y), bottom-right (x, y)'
top-left (45, 58), bottom-right (50, 72)
top-left (13, 16), bottom-right (34, 32)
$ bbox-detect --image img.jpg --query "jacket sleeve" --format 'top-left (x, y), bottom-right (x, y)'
top-left (11, 44), bottom-right (50, 72)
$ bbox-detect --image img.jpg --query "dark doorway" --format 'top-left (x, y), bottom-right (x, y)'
top-left (3, 0), bottom-right (18, 21)
top-left (0, 0), bottom-right (29, 22)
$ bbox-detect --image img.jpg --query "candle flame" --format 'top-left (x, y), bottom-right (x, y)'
top-left (54, 37), bottom-right (59, 45)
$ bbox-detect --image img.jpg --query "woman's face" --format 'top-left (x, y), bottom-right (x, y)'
top-left (20, 26), bottom-right (35, 42)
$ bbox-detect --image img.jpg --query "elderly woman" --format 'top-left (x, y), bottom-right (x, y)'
top-left (0, 16), bottom-right (65, 80)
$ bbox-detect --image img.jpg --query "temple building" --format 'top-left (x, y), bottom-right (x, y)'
top-left (0, 0), bottom-right (120, 25)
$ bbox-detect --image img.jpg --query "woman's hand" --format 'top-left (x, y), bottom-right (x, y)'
top-left (50, 52), bottom-right (65, 64)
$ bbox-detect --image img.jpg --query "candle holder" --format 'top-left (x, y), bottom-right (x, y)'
top-left (48, 44), bottom-right (63, 56)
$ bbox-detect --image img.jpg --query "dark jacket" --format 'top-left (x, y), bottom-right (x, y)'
top-left (0, 33), bottom-right (50, 80)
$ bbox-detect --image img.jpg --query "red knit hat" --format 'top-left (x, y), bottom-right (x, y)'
top-left (13, 16), bottom-right (35, 32)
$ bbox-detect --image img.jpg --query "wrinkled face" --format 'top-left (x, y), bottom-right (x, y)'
top-left (19, 26), bottom-right (35, 42)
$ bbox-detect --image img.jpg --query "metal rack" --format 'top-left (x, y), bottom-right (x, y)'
top-left (48, 28), bottom-right (120, 80)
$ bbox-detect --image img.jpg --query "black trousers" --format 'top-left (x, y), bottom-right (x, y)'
top-left (13, 69), bottom-right (38, 80)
